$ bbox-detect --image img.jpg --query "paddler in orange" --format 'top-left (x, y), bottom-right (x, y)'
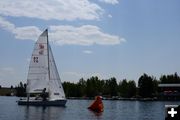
top-left (88, 96), bottom-right (104, 112)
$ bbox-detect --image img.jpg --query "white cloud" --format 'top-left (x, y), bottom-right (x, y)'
top-left (0, 17), bottom-right (125, 45)
top-left (0, 16), bottom-right (41, 41)
top-left (108, 14), bottom-right (112, 18)
top-left (49, 25), bottom-right (125, 46)
top-left (13, 26), bottom-right (41, 40)
top-left (83, 50), bottom-right (93, 54)
top-left (0, 17), bottom-right (15, 31)
top-left (0, 0), bottom-right (103, 21)
top-left (99, 0), bottom-right (119, 5)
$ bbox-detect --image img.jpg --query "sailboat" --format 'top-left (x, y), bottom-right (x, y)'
top-left (18, 29), bottom-right (67, 106)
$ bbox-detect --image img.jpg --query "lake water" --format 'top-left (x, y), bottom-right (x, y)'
top-left (0, 97), bottom-right (180, 120)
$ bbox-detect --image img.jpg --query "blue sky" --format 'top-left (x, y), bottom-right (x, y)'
top-left (0, 0), bottom-right (180, 87)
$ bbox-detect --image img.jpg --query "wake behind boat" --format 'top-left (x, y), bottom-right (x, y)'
top-left (18, 29), bottom-right (67, 106)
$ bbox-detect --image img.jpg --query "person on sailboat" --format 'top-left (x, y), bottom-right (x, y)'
top-left (41, 88), bottom-right (48, 101)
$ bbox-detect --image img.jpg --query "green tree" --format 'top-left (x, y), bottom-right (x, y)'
top-left (109, 77), bottom-right (118, 96)
top-left (15, 82), bottom-right (26, 97)
top-left (86, 76), bottom-right (99, 97)
top-left (77, 78), bottom-right (86, 97)
top-left (152, 79), bottom-right (159, 96)
top-left (127, 80), bottom-right (136, 97)
top-left (119, 79), bottom-right (128, 97)
top-left (138, 73), bottom-right (154, 98)
top-left (62, 82), bottom-right (80, 97)
top-left (160, 72), bottom-right (180, 83)
top-left (119, 79), bottom-right (136, 98)
top-left (86, 78), bottom-right (94, 97)
top-left (103, 80), bottom-right (110, 95)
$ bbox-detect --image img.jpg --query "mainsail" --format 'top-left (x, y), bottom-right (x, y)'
top-left (27, 30), bottom-right (49, 93)
top-left (26, 29), bottom-right (65, 100)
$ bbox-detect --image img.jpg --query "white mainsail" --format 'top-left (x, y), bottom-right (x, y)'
top-left (27, 30), bottom-right (49, 93)
top-left (26, 29), bottom-right (65, 101)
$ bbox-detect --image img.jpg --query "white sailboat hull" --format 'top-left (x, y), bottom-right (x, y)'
top-left (18, 99), bottom-right (67, 106)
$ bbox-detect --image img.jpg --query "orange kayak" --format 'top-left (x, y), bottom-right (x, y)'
top-left (88, 96), bottom-right (104, 112)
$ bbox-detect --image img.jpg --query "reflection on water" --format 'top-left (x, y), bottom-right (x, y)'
top-left (24, 106), bottom-right (66, 120)
top-left (88, 109), bottom-right (103, 119)
top-left (1, 97), bottom-right (180, 120)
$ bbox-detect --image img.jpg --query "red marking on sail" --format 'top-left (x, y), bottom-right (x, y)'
top-left (88, 96), bottom-right (104, 112)
top-left (39, 44), bottom-right (44, 49)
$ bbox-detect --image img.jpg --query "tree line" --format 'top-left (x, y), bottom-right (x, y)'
top-left (62, 72), bottom-right (180, 98)
top-left (12, 72), bottom-right (180, 98)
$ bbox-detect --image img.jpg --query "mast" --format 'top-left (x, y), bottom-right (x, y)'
top-left (46, 29), bottom-right (51, 93)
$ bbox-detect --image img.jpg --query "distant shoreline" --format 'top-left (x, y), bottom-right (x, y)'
top-left (67, 97), bottom-right (156, 101)
top-left (0, 95), bottom-right (179, 101)
top-left (67, 97), bottom-right (180, 101)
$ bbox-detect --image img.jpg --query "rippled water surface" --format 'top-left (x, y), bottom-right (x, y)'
top-left (1, 96), bottom-right (180, 120)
